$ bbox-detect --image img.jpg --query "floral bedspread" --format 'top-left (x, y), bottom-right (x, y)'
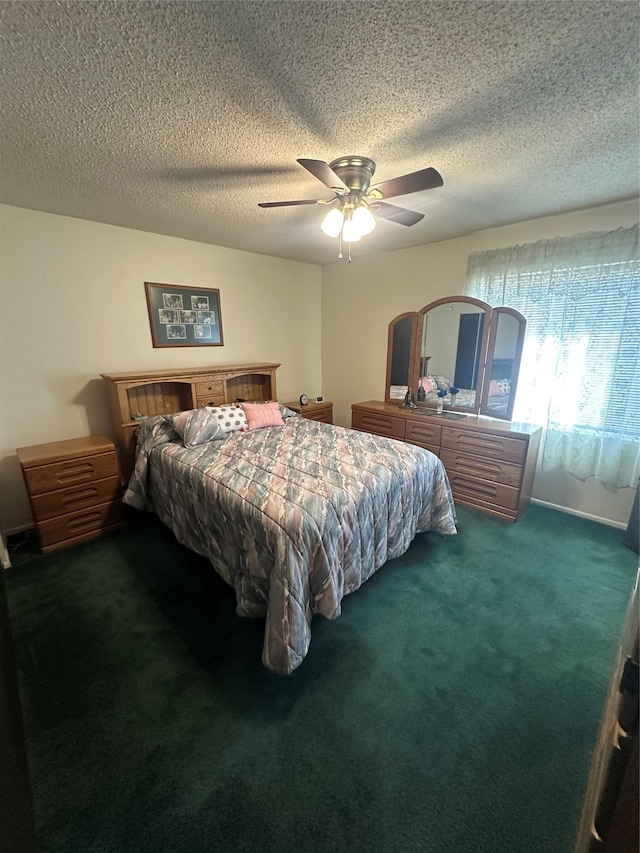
top-left (124, 415), bottom-right (457, 674)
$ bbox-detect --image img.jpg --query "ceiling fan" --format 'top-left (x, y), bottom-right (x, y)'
top-left (258, 156), bottom-right (443, 257)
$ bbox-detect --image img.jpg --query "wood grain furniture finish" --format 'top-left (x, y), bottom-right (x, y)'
top-left (284, 400), bottom-right (333, 424)
top-left (351, 401), bottom-right (541, 522)
top-left (16, 436), bottom-right (124, 552)
top-left (101, 363), bottom-right (279, 480)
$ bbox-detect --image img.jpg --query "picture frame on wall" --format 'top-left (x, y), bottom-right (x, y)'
top-left (144, 282), bottom-right (224, 348)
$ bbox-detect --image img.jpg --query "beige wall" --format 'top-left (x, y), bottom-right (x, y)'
top-left (322, 198), bottom-right (640, 526)
top-left (0, 205), bottom-right (322, 532)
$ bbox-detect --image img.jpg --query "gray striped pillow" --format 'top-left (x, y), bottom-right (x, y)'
top-left (173, 408), bottom-right (227, 448)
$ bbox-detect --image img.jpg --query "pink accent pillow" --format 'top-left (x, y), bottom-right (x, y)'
top-left (240, 401), bottom-right (285, 430)
top-left (489, 379), bottom-right (503, 397)
top-left (419, 376), bottom-right (437, 392)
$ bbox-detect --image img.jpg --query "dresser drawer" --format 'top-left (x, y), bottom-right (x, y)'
top-left (30, 476), bottom-right (122, 521)
top-left (22, 452), bottom-right (120, 496)
top-left (38, 500), bottom-right (124, 549)
top-left (442, 426), bottom-right (527, 465)
top-left (448, 472), bottom-right (520, 511)
top-left (405, 420), bottom-right (442, 450)
top-left (441, 449), bottom-right (523, 488)
top-left (352, 410), bottom-right (405, 439)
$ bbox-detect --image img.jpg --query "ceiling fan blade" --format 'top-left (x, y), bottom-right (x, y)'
top-left (297, 159), bottom-right (349, 192)
top-left (258, 198), bottom-right (322, 208)
top-left (373, 201), bottom-right (425, 226)
top-left (370, 167), bottom-right (443, 199)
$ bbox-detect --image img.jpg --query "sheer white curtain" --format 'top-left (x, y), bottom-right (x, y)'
top-left (466, 225), bottom-right (640, 488)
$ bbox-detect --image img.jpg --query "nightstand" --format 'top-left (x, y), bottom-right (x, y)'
top-left (284, 400), bottom-right (333, 424)
top-left (16, 436), bottom-right (124, 553)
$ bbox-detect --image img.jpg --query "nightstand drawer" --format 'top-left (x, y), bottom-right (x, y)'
top-left (302, 406), bottom-right (332, 423)
top-left (30, 476), bottom-right (122, 521)
top-left (22, 452), bottom-right (120, 496)
top-left (38, 501), bottom-right (124, 550)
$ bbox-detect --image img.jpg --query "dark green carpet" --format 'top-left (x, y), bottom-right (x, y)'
top-left (5, 504), bottom-right (637, 853)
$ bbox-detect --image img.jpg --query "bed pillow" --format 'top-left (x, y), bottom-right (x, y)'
top-left (489, 378), bottom-right (511, 397)
top-left (430, 374), bottom-right (452, 391)
top-left (279, 403), bottom-right (300, 420)
top-left (204, 404), bottom-right (248, 434)
top-left (240, 401), bottom-right (285, 430)
top-left (172, 408), bottom-right (227, 447)
top-left (419, 376), bottom-right (438, 393)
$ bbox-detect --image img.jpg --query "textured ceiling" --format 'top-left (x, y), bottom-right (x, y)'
top-left (1, 1), bottom-right (638, 266)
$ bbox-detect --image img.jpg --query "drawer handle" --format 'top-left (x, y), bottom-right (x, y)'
top-left (455, 457), bottom-right (502, 477)
top-left (452, 476), bottom-right (499, 499)
top-left (68, 511), bottom-right (102, 533)
top-left (456, 437), bottom-right (504, 453)
top-left (61, 487), bottom-right (99, 510)
top-left (55, 462), bottom-right (95, 485)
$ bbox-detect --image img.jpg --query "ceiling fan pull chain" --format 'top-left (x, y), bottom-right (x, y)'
top-left (338, 230), bottom-right (343, 260)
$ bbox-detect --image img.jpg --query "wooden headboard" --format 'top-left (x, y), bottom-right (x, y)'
top-left (101, 362), bottom-right (279, 481)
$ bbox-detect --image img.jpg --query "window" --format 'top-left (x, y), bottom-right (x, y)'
top-left (465, 225), bottom-right (639, 488)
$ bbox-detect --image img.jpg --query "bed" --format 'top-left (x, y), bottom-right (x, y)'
top-left (123, 403), bottom-right (457, 674)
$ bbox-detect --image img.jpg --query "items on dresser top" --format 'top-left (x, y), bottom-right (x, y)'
top-left (351, 401), bottom-right (541, 522)
top-left (16, 436), bottom-right (124, 552)
top-left (101, 363), bottom-right (279, 481)
top-left (283, 400), bottom-right (333, 424)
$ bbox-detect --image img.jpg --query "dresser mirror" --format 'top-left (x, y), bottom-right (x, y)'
top-left (385, 296), bottom-right (525, 421)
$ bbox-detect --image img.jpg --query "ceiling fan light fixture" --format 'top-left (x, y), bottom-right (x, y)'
top-left (321, 207), bottom-right (344, 238)
top-left (341, 212), bottom-right (362, 243)
top-left (352, 203), bottom-right (376, 236)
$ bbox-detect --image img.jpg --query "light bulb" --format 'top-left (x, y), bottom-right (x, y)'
top-left (352, 204), bottom-right (376, 236)
top-left (321, 208), bottom-right (344, 238)
top-left (341, 215), bottom-right (362, 242)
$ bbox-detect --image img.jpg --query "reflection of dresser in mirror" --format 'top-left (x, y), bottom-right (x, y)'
top-left (355, 297), bottom-right (540, 521)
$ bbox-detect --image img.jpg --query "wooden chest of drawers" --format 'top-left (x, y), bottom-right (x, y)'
top-left (16, 436), bottom-right (124, 552)
top-left (352, 401), bottom-right (541, 522)
top-left (284, 401), bottom-right (334, 424)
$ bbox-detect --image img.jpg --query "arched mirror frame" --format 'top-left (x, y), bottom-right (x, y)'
top-left (479, 306), bottom-right (526, 421)
top-left (385, 312), bottom-right (421, 398)
top-left (385, 296), bottom-right (526, 421)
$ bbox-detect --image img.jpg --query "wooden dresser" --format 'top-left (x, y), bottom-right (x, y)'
top-left (284, 400), bottom-right (333, 424)
top-left (16, 436), bottom-right (124, 552)
top-left (351, 401), bottom-right (541, 522)
top-left (101, 362), bottom-right (279, 481)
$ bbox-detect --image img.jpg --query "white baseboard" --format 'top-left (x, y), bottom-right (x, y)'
top-left (530, 498), bottom-right (627, 530)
